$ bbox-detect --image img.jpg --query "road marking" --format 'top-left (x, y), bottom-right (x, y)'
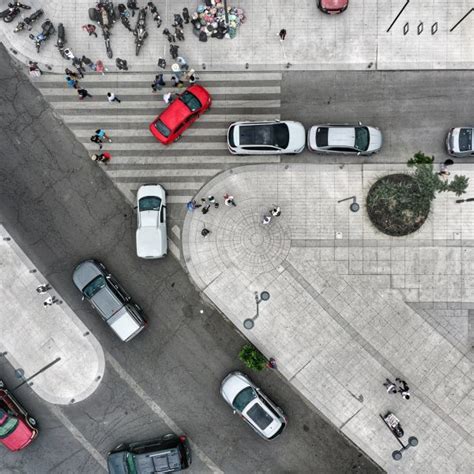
top-left (50, 405), bottom-right (107, 472)
top-left (105, 352), bottom-right (223, 474)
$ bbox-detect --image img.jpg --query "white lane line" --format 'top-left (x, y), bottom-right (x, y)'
top-left (50, 405), bottom-right (108, 472)
top-left (107, 156), bottom-right (281, 165)
top-left (61, 114), bottom-right (281, 123)
top-left (105, 352), bottom-right (223, 474)
top-left (84, 143), bottom-right (228, 151)
top-left (168, 238), bottom-right (181, 260)
top-left (171, 225), bottom-right (181, 240)
top-left (72, 128), bottom-right (227, 138)
top-left (108, 169), bottom-right (222, 178)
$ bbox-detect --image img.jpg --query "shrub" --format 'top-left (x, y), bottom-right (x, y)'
top-left (238, 344), bottom-right (267, 371)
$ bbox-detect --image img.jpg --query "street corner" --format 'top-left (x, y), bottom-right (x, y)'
top-left (0, 224), bottom-right (105, 405)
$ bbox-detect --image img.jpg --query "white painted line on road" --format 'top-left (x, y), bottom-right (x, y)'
top-left (61, 114), bottom-right (281, 123)
top-left (171, 225), bottom-right (181, 240)
top-left (107, 155), bottom-right (281, 165)
top-left (72, 128), bottom-right (227, 137)
top-left (168, 238), bottom-right (181, 260)
top-left (50, 405), bottom-right (107, 472)
top-left (105, 352), bottom-right (223, 474)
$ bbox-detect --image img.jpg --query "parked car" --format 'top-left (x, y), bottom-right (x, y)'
top-left (227, 120), bottom-right (306, 155)
top-left (446, 127), bottom-right (474, 157)
top-left (149, 84), bottom-right (212, 144)
top-left (220, 371), bottom-right (287, 440)
top-left (107, 433), bottom-right (192, 473)
top-left (72, 260), bottom-right (146, 342)
top-left (136, 184), bottom-right (167, 259)
top-left (317, 0), bottom-right (349, 14)
top-left (0, 380), bottom-right (38, 451)
top-left (307, 123), bottom-right (382, 155)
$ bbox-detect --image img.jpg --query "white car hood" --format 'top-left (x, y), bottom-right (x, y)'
top-left (286, 121), bottom-right (306, 153)
top-left (109, 307), bottom-right (141, 342)
top-left (221, 373), bottom-right (250, 405)
top-left (366, 127), bottom-right (383, 152)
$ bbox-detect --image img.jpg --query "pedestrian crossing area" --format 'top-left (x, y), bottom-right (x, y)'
top-left (34, 71), bottom-right (282, 213)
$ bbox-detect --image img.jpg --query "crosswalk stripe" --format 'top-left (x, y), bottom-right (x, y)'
top-left (83, 142), bottom-right (228, 151)
top-left (40, 86), bottom-right (281, 96)
top-left (73, 128), bottom-right (226, 137)
top-left (61, 114), bottom-right (281, 123)
top-left (35, 72), bottom-right (283, 82)
top-left (50, 100), bottom-right (281, 109)
top-left (108, 156), bottom-right (281, 164)
top-left (108, 169), bottom-right (222, 178)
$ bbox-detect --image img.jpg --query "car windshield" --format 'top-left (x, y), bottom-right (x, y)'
top-left (232, 386), bottom-right (257, 411)
top-left (0, 413), bottom-right (18, 439)
top-left (354, 127), bottom-right (370, 151)
top-left (246, 403), bottom-right (273, 430)
top-left (240, 124), bottom-right (289, 148)
top-left (459, 128), bottom-right (472, 151)
top-left (139, 196), bottom-right (161, 212)
top-left (179, 91), bottom-right (202, 112)
top-left (83, 275), bottom-right (106, 299)
top-left (316, 127), bottom-right (329, 147)
top-left (154, 119), bottom-right (171, 137)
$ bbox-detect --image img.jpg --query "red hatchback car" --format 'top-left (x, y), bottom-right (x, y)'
top-left (317, 0), bottom-right (349, 14)
top-left (0, 380), bottom-right (38, 451)
top-left (149, 84), bottom-right (212, 145)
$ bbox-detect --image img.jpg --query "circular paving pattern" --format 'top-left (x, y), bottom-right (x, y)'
top-left (215, 205), bottom-right (291, 276)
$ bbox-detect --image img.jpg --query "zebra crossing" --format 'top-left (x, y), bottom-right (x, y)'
top-left (34, 71), bottom-right (282, 213)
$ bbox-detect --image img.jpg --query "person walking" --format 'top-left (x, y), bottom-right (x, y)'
top-left (151, 73), bottom-right (165, 92)
top-left (201, 228), bottom-right (211, 237)
top-left (271, 206), bottom-right (281, 217)
top-left (90, 135), bottom-right (103, 149)
top-left (90, 152), bottom-right (111, 163)
top-left (383, 378), bottom-right (397, 394)
top-left (202, 204), bottom-right (210, 215)
top-left (107, 92), bottom-right (121, 103)
top-left (77, 88), bottom-right (93, 100)
top-left (65, 68), bottom-right (80, 79)
top-left (95, 60), bottom-right (107, 75)
top-left (171, 75), bottom-right (184, 88)
top-left (115, 58), bottom-right (129, 71)
top-left (396, 378), bottom-right (411, 400)
top-left (82, 24), bottom-right (98, 37)
top-left (186, 199), bottom-right (202, 212)
top-left (66, 76), bottom-right (78, 88)
top-left (36, 284), bottom-right (51, 294)
top-left (95, 129), bottom-right (112, 142)
top-left (262, 215), bottom-right (272, 225)
top-left (72, 57), bottom-right (85, 77)
top-left (438, 164), bottom-right (450, 179)
top-left (224, 193), bottom-right (236, 207)
top-left (279, 29), bottom-right (287, 41)
top-left (163, 92), bottom-right (173, 104)
top-left (176, 56), bottom-right (189, 71)
top-left (82, 55), bottom-right (96, 71)
top-left (208, 196), bottom-right (219, 208)
top-left (28, 61), bottom-right (42, 76)
top-left (182, 7), bottom-right (190, 23)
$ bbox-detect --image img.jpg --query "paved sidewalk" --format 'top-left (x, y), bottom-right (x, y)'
top-left (1, 0), bottom-right (473, 72)
top-left (182, 163), bottom-right (473, 472)
top-left (0, 224), bottom-right (105, 405)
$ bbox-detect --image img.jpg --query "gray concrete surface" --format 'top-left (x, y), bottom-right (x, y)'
top-left (182, 163), bottom-right (474, 473)
top-left (0, 224), bottom-right (104, 405)
top-left (1, 0), bottom-right (473, 72)
top-left (0, 44), bottom-right (380, 473)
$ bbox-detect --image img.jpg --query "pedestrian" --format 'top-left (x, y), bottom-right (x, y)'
top-left (90, 152), bottom-right (111, 163)
top-left (163, 92), bottom-right (173, 104)
top-left (163, 28), bottom-right (175, 43)
top-left (66, 76), bottom-right (78, 89)
top-left (271, 206), bottom-right (281, 217)
top-left (127, 0), bottom-right (138, 16)
top-left (395, 378), bottom-right (410, 400)
top-left (28, 61), bottom-right (42, 76)
top-left (95, 129), bottom-right (112, 142)
top-left (115, 58), bottom-right (128, 71)
top-left (77, 88), bottom-right (93, 100)
top-left (187, 71), bottom-right (198, 84)
top-left (171, 76), bottom-right (184, 88)
top-left (65, 68), bottom-right (79, 79)
top-left (107, 92), bottom-right (121, 103)
top-left (438, 164), bottom-right (450, 179)
top-left (383, 378), bottom-right (397, 394)
top-left (151, 73), bottom-right (165, 92)
top-left (36, 284), bottom-right (51, 294)
top-left (262, 215), bottom-right (272, 225)
top-left (174, 26), bottom-right (185, 41)
top-left (90, 135), bottom-right (103, 149)
top-left (173, 13), bottom-right (184, 28)
top-left (82, 55), bottom-right (96, 71)
top-left (72, 57), bottom-right (85, 77)
top-left (182, 7), bottom-right (190, 23)
top-left (187, 199), bottom-right (201, 212)
top-left (208, 196), bottom-right (219, 208)
top-left (96, 60), bottom-right (107, 75)
top-left (82, 24), bottom-right (98, 37)
top-left (279, 29), bottom-right (287, 41)
top-left (170, 44), bottom-right (179, 59)
top-left (177, 56), bottom-right (189, 71)
top-left (202, 204), bottom-right (210, 215)
top-left (224, 193), bottom-right (236, 207)
top-left (43, 296), bottom-right (54, 306)
top-left (201, 228), bottom-right (211, 237)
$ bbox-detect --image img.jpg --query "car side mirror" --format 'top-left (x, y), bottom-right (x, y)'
top-left (133, 206), bottom-right (137, 209)
top-left (357, 152), bottom-right (361, 156)
top-left (81, 296), bottom-right (85, 301)
top-left (232, 410), bottom-right (237, 415)
top-left (358, 121), bottom-right (362, 126)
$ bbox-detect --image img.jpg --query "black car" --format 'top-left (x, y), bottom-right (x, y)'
top-left (107, 433), bottom-right (192, 473)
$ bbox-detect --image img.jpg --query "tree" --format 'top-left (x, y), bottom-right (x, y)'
top-left (238, 344), bottom-right (268, 371)
top-left (407, 151), bottom-right (435, 167)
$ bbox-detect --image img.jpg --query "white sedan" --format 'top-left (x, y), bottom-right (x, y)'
top-left (136, 184), bottom-right (167, 259)
top-left (220, 371), bottom-right (287, 440)
top-left (227, 120), bottom-right (306, 155)
top-left (307, 123), bottom-right (383, 155)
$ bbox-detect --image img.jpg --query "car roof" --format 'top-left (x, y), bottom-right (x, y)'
top-left (135, 447), bottom-right (182, 472)
top-left (323, 126), bottom-right (356, 147)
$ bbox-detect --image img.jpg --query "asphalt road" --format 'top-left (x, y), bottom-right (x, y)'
top-left (0, 47), bottom-right (379, 473)
top-left (281, 70), bottom-right (474, 165)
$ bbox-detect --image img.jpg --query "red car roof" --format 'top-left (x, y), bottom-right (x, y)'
top-left (0, 412), bottom-right (35, 451)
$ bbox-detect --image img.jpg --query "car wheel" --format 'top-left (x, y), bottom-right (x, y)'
top-left (28, 416), bottom-right (37, 426)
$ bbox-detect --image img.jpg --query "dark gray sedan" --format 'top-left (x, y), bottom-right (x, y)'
top-left (72, 260), bottom-right (146, 342)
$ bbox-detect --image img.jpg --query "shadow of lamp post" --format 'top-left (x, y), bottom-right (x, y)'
top-left (243, 291), bottom-right (270, 330)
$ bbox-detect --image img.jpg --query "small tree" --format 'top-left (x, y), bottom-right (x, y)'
top-left (239, 344), bottom-right (267, 371)
top-left (446, 175), bottom-right (469, 196)
top-left (407, 151), bottom-right (434, 167)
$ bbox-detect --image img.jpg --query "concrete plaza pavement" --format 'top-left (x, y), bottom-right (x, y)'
top-left (1, 0), bottom-right (473, 73)
top-left (183, 163), bottom-right (473, 473)
top-left (0, 225), bottom-right (104, 404)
